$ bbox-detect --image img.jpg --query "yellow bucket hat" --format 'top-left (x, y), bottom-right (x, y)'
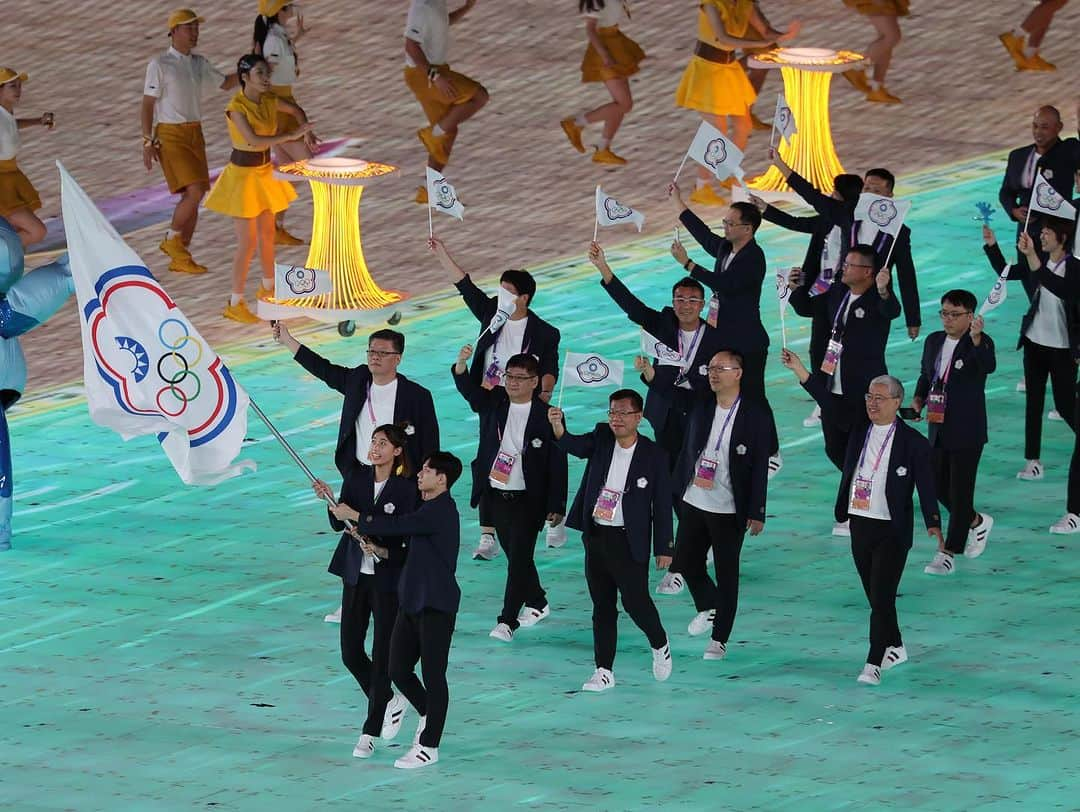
top-left (258, 0), bottom-right (292, 17)
top-left (167, 8), bottom-right (205, 30)
top-left (0, 67), bottom-right (28, 85)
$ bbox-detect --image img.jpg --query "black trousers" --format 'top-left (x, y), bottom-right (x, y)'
top-left (849, 516), bottom-right (909, 667)
top-left (584, 525), bottom-right (667, 671)
top-left (672, 503), bottom-right (746, 643)
top-left (740, 348), bottom-right (780, 456)
top-left (340, 578), bottom-right (400, 737)
top-left (821, 392), bottom-right (857, 472)
top-left (388, 607), bottom-right (456, 748)
top-left (484, 490), bottom-right (546, 630)
top-left (656, 389), bottom-right (694, 472)
top-left (932, 445), bottom-right (982, 554)
top-left (1022, 338), bottom-right (1076, 459)
top-left (1069, 382), bottom-right (1080, 514)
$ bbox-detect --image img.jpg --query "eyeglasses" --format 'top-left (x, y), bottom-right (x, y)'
top-left (864, 393), bottom-right (899, 403)
top-left (366, 349), bottom-right (401, 359)
top-left (707, 365), bottom-right (741, 373)
top-left (938, 309), bottom-right (972, 319)
top-left (673, 296), bottom-right (705, 305)
top-left (721, 219), bottom-right (748, 228)
top-left (607, 409), bottom-right (641, 417)
top-left (843, 261), bottom-right (874, 269)
top-left (504, 373), bottom-right (537, 382)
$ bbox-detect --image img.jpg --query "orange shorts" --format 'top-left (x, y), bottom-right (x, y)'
top-left (156, 122), bottom-right (210, 194)
top-left (404, 64), bottom-right (485, 124)
top-left (0, 158), bottom-right (42, 216)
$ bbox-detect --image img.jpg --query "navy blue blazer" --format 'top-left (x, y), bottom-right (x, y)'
top-left (327, 468), bottom-right (419, 591)
top-left (672, 394), bottom-right (771, 529)
top-left (679, 207), bottom-right (769, 354)
top-left (558, 425), bottom-right (674, 563)
top-left (294, 345), bottom-right (440, 478)
top-left (804, 376), bottom-right (940, 544)
top-left (601, 274), bottom-right (721, 434)
top-left (913, 331), bottom-right (997, 450)
top-left (998, 137), bottom-right (1080, 226)
top-left (451, 366), bottom-right (568, 520)
top-left (359, 491), bottom-right (461, 615)
top-left (454, 274), bottom-right (561, 388)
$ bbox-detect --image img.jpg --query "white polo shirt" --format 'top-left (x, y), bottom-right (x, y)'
top-left (263, 23), bottom-right (298, 86)
top-left (404, 0), bottom-right (450, 66)
top-left (585, 0), bottom-right (631, 27)
top-left (0, 107), bottom-right (19, 161)
top-left (143, 47), bottom-right (226, 124)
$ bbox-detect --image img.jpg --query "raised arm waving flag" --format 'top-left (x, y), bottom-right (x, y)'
top-left (678, 120), bottom-right (745, 183)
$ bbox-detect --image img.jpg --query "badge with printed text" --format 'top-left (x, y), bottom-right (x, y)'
top-left (926, 392), bottom-right (946, 424)
top-left (593, 487), bottom-right (622, 522)
top-left (483, 361), bottom-right (504, 390)
top-left (706, 295), bottom-right (720, 328)
top-left (489, 450), bottom-right (516, 484)
top-left (851, 475), bottom-right (873, 511)
top-left (694, 457), bottom-right (719, 490)
top-left (821, 338), bottom-right (843, 376)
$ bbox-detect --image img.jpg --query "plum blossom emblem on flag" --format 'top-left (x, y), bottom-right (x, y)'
top-left (562, 351), bottom-right (625, 388)
top-left (577, 356), bottom-right (612, 383)
top-left (868, 199), bottom-right (899, 228)
top-left (595, 185), bottom-right (645, 232)
top-left (426, 166), bottom-right (465, 220)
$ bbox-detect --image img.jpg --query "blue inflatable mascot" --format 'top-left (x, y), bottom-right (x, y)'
top-left (0, 216), bottom-right (73, 550)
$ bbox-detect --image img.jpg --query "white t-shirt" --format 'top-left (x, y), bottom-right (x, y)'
top-left (491, 401), bottom-right (531, 491)
top-left (404, 0), bottom-right (450, 66)
top-left (585, 0), bottom-right (631, 27)
top-left (360, 478), bottom-right (390, 575)
top-left (482, 317), bottom-right (528, 385)
top-left (831, 293), bottom-right (862, 395)
top-left (0, 107), bottom-right (19, 161)
top-left (1025, 258), bottom-right (1070, 349)
top-left (263, 23), bottom-right (298, 86)
top-left (355, 378), bottom-right (399, 465)
top-left (935, 336), bottom-right (960, 382)
top-left (595, 440), bottom-right (636, 527)
top-left (848, 422), bottom-right (895, 521)
top-left (683, 401), bottom-right (739, 514)
top-left (143, 47), bottom-right (226, 124)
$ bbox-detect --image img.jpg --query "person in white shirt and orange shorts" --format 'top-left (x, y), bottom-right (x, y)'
top-left (0, 67), bottom-right (54, 248)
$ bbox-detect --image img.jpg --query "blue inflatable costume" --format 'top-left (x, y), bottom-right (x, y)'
top-left (0, 216), bottom-right (73, 550)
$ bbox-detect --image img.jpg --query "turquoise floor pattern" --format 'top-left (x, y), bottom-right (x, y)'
top-left (2, 162), bottom-right (1078, 810)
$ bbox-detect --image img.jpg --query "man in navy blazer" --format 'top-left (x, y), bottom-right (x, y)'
top-left (452, 348), bottom-right (567, 642)
top-left (548, 390), bottom-right (673, 693)
top-left (783, 350), bottom-right (941, 687)
top-left (910, 290), bottom-right (997, 575)
top-left (671, 350), bottom-right (771, 661)
top-left (273, 323), bottom-right (440, 479)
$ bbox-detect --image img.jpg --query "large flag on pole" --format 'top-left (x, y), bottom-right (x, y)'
top-left (979, 266), bottom-right (1011, 316)
top-left (595, 186), bottom-right (645, 232)
top-left (426, 166), bottom-right (465, 221)
top-left (1029, 172), bottom-right (1078, 221)
top-left (562, 352), bottom-right (625, 388)
top-left (773, 92), bottom-right (797, 145)
top-left (58, 162), bottom-right (255, 485)
top-left (686, 120), bottom-right (745, 182)
top-left (853, 193), bottom-right (912, 239)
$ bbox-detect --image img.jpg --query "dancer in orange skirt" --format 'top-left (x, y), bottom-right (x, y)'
top-left (675, 0), bottom-right (798, 206)
top-left (0, 68), bottom-right (54, 247)
top-left (998, 0), bottom-right (1070, 72)
top-left (559, 1), bottom-right (645, 166)
top-left (204, 54), bottom-right (316, 324)
top-left (841, 0), bottom-right (907, 104)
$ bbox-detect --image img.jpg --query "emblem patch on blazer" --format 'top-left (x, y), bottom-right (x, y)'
top-left (735, 444), bottom-right (747, 455)
top-left (384, 502), bottom-right (396, 514)
top-left (954, 359), bottom-right (964, 370)
top-left (853, 307), bottom-right (865, 319)
top-left (531, 438), bottom-right (543, 448)
top-left (636, 477), bottom-right (648, 488)
top-left (895, 466), bottom-right (907, 477)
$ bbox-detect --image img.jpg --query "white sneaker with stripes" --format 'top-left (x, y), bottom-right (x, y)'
top-left (652, 642), bottom-right (673, 681)
top-left (1049, 512), bottom-right (1080, 534)
top-left (1017, 460), bottom-right (1043, 481)
top-left (582, 667), bottom-right (615, 692)
top-left (655, 571), bottom-right (685, 595)
top-left (882, 645), bottom-right (908, 670)
top-left (965, 513), bottom-right (994, 558)
top-left (924, 551), bottom-right (955, 575)
top-left (394, 744), bottom-right (439, 769)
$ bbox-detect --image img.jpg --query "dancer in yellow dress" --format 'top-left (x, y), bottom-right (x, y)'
top-left (204, 54), bottom-right (316, 324)
top-left (0, 67), bottom-right (54, 247)
top-left (841, 0), bottom-right (907, 104)
top-left (675, 0), bottom-right (798, 206)
top-left (559, 1), bottom-right (645, 166)
top-left (253, 0), bottom-right (311, 245)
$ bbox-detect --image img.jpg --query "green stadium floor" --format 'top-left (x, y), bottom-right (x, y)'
top-left (2, 157), bottom-right (1078, 810)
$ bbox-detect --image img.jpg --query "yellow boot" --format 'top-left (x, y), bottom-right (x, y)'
top-left (560, 118), bottom-right (586, 153)
top-left (223, 299), bottom-right (261, 324)
top-left (274, 224), bottom-right (305, 245)
top-left (592, 146), bottom-right (627, 166)
top-left (688, 185), bottom-right (728, 206)
top-left (414, 185), bottom-right (429, 205)
top-left (417, 126), bottom-right (450, 164)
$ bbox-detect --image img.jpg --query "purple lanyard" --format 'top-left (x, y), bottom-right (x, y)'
top-left (832, 291), bottom-right (852, 332)
top-left (712, 397), bottom-right (741, 452)
top-left (933, 341), bottom-right (958, 388)
top-left (678, 324), bottom-right (704, 372)
top-left (364, 382), bottom-right (376, 422)
top-left (856, 420), bottom-right (896, 478)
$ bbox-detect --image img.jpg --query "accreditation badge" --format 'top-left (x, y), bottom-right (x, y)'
top-left (693, 457), bottom-right (719, 490)
top-left (593, 487), bottom-right (622, 522)
top-left (926, 392), bottom-right (946, 424)
top-left (821, 337), bottom-right (843, 376)
top-left (851, 476), bottom-right (873, 511)
top-left (489, 450), bottom-right (516, 484)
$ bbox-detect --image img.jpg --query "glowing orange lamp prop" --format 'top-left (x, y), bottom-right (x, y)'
top-left (747, 48), bottom-right (865, 196)
top-left (258, 157), bottom-right (407, 325)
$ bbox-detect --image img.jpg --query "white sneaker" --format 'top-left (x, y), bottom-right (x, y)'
top-left (517, 604), bottom-right (550, 627)
top-left (394, 744), bottom-right (438, 769)
top-left (703, 640), bottom-right (727, 660)
top-left (768, 454), bottom-right (783, 480)
top-left (352, 733), bottom-right (376, 759)
top-left (652, 642), bottom-right (673, 682)
top-left (489, 622), bottom-right (514, 642)
top-left (924, 551), bottom-right (955, 575)
top-left (856, 663), bottom-right (881, 685)
top-left (882, 645), bottom-right (908, 670)
top-left (832, 520), bottom-right (850, 537)
top-left (1049, 512), bottom-right (1080, 534)
top-left (687, 609), bottom-right (716, 637)
top-left (472, 532), bottom-right (499, 560)
top-left (1016, 379), bottom-right (1026, 393)
top-left (582, 667), bottom-right (615, 692)
top-left (655, 571), bottom-right (685, 595)
top-left (381, 693), bottom-right (407, 740)
top-left (803, 403), bottom-right (822, 428)
top-left (324, 605), bottom-right (342, 624)
top-left (1017, 460), bottom-right (1044, 481)
top-left (412, 715), bottom-right (427, 745)
top-left (1048, 409), bottom-right (1064, 421)
top-left (965, 513), bottom-right (994, 558)
top-left (546, 521), bottom-right (567, 548)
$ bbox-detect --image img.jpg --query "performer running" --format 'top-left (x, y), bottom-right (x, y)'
top-left (312, 425), bottom-right (418, 760)
top-left (404, 0), bottom-right (489, 205)
top-left (0, 68), bottom-right (53, 248)
top-left (204, 54), bottom-right (316, 323)
top-left (141, 8), bottom-right (238, 274)
top-left (841, 0), bottom-right (906, 104)
top-left (559, 1), bottom-right (645, 166)
top-left (999, 0), bottom-right (1070, 71)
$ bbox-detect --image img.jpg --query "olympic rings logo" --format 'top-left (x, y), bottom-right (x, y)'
top-left (155, 318), bottom-right (205, 416)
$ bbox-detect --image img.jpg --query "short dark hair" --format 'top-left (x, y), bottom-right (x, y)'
top-left (505, 353), bottom-right (539, 377)
top-left (500, 270), bottom-right (537, 305)
top-left (731, 201), bottom-right (762, 232)
top-left (940, 289), bottom-right (977, 313)
top-left (424, 451), bottom-right (463, 490)
top-left (671, 277), bottom-right (705, 298)
top-left (848, 243), bottom-right (881, 272)
top-left (834, 174), bottom-right (864, 204)
top-left (609, 388), bottom-right (644, 412)
top-left (369, 329), bottom-right (404, 353)
top-left (865, 168), bottom-right (896, 192)
top-left (712, 348), bottom-right (744, 368)
top-left (1040, 216), bottom-right (1075, 252)
top-left (372, 423), bottom-right (413, 478)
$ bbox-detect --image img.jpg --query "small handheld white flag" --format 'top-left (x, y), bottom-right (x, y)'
top-left (484, 286), bottom-right (519, 338)
top-left (639, 329), bottom-right (683, 367)
top-left (562, 352), bottom-right (625, 388)
top-left (1029, 172), bottom-right (1077, 221)
top-left (979, 267), bottom-right (1011, 316)
top-left (59, 162), bottom-right (255, 486)
top-left (853, 193), bottom-right (912, 239)
top-left (273, 263), bottom-right (333, 300)
top-left (426, 166), bottom-right (465, 221)
top-left (772, 92), bottom-right (797, 146)
top-left (595, 186), bottom-right (645, 233)
top-left (776, 268), bottom-right (793, 348)
top-left (682, 120), bottom-right (745, 182)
